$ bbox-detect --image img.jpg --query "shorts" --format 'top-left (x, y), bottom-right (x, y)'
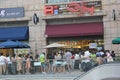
top-left (41, 62), bottom-right (46, 68)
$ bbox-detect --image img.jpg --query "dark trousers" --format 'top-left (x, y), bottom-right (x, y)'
top-left (81, 62), bottom-right (92, 72)
top-left (11, 62), bottom-right (17, 74)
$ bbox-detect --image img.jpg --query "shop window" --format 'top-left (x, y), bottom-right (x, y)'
top-left (56, 39), bottom-right (104, 49)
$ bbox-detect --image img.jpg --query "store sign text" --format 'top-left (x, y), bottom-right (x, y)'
top-left (44, 1), bottom-right (101, 15)
top-left (0, 7), bottom-right (24, 18)
top-left (67, 2), bottom-right (94, 16)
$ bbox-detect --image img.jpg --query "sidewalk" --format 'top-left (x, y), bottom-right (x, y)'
top-left (0, 70), bottom-right (84, 80)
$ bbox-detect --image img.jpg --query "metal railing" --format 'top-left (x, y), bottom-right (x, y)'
top-left (0, 56), bottom-right (120, 75)
top-left (0, 59), bottom-right (80, 75)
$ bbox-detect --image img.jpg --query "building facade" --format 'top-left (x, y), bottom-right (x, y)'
top-left (0, 0), bottom-right (120, 55)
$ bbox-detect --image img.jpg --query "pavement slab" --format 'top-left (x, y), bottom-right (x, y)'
top-left (0, 70), bottom-right (84, 80)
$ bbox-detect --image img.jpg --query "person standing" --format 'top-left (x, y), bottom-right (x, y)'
top-left (96, 50), bottom-right (103, 65)
top-left (25, 54), bottom-right (31, 74)
top-left (16, 54), bottom-right (22, 74)
top-left (47, 52), bottom-right (54, 73)
top-left (6, 54), bottom-right (12, 74)
top-left (11, 54), bottom-right (17, 75)
top-left (106, 50), bottom-right (113, 62)
top-left (81, 49), bottom-right (91, 72)
top-left (39, 52), bottom-right (46, 74)
top-left (111, 51), bottom-right (115, 61)
top-left (65, 50), bottom-right (72, 72)
top-left (0, 53), bottom-right (7, 75)
top-left (90, 50), bottom-right (97, 67)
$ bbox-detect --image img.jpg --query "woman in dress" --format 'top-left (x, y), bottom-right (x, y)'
top-left (25, 54), bottom-right (31, 74)
top-left (11, 54), bottom-right (17, 75)
top-left (16, 54), bottom-right (22, 74)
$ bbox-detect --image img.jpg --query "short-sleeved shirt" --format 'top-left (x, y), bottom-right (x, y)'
top-left (39, 54), bottom-right (45, 63)
top-left (90, 54), bottom-right (96, 60)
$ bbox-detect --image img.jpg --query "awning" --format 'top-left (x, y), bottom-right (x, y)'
top-left (112, 37), bottom-right (120, 44)
top-left (0, 26), bottom-right (29, 41)
top-left (45, 22), bottom-right (103, 38)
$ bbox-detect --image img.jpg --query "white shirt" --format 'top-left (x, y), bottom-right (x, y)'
top-left (81, 54), bottom-right (90, 63)
top-left (6, 57), bottom-right (12, 64)
top-left (81, 51), bottom-right (91, 63)
top-left (65, 51), bottom-right (72, 60)
top-left (74, 54), bottom-right (80, 60)
top-left (84, 51), bottom-right (91, 57)
top-left (0, 56), bottom-right (6, 65)
top-left (100, 51), bottom-right (104, 56)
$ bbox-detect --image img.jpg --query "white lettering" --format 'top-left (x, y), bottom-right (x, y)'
top-left (6, 12), bottom-right (20, 16)
top-left (0, 10), bottom-right (5, 17)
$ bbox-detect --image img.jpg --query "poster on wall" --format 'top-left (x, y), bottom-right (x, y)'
top-left (89, 43), bottom-right (97, 49)
top-left (14, 48), bottom-right (30, 54)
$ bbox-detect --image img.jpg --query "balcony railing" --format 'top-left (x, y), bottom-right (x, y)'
top-left (46, 0), bottom-right (81, 4)
top-left (45, 0), bottom-right (101, 4)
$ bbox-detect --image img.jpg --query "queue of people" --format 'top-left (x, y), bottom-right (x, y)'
top-left (0, 49), bottom-right (116, 75)
top-left (0, 53), bottom-right (34, 75)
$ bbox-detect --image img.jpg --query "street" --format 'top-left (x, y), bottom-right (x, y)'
top-left (0, 70), bottom-right (84, 80)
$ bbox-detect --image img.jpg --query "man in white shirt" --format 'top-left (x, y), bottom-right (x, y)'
top-left (6, 54), bottom-right (12, 74)
top-left (0, 53), bottom-right (7, 75)
top-left (84, 50), bottom-right (91, 63)
top-left (81, 50), bottom-right (91, 72)
top-left (65, 50), bottom-right (72, 72)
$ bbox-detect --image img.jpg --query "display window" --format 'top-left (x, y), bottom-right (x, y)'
top-left (49, 39), bottom-right (104, 49)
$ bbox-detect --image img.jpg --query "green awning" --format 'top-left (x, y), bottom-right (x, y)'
top-left (112, 37), bottom-right (120, 44)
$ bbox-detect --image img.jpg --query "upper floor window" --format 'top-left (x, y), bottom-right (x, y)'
top-left (46, 0), bottom-right (80, 4)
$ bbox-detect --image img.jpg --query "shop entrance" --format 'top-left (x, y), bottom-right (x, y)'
top-left (47, 36), bottom-right (104, 52)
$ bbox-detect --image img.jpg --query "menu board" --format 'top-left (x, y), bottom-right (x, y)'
top-left (14, 48), bottom-right (30, 54)
top-left (89, 43), bottom-right (97, 48)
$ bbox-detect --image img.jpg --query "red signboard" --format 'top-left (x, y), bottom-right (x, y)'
top-left (67, 2), bottom-right (95, 16)
top-left (44, 5), bottom-right (59, 15)
top-left (44, 2), bottom-right (97, 16)
top-left (44, 6), bottom-right (54, 15)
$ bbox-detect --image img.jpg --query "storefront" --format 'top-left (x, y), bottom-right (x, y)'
top-left (43, 0), bottom-right (104, 52)
top-left (0, 7), bottom-right (30, 55)
top-left (45, 17), bottom-right (104, 52)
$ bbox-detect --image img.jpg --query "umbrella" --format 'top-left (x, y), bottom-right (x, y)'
top-left (15, 40), bottom-right (30, 48)
top-left (112, 37), bottom-right (120, 44)
top-left (44, 43), bottom-right (67, 48)
top-left (0, 40), bottom-right (30, 48)
top-left (0, 40), bottom-right (18, 48)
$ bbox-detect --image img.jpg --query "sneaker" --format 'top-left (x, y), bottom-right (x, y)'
top-left (42, 72), bottom-right (47, 75)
